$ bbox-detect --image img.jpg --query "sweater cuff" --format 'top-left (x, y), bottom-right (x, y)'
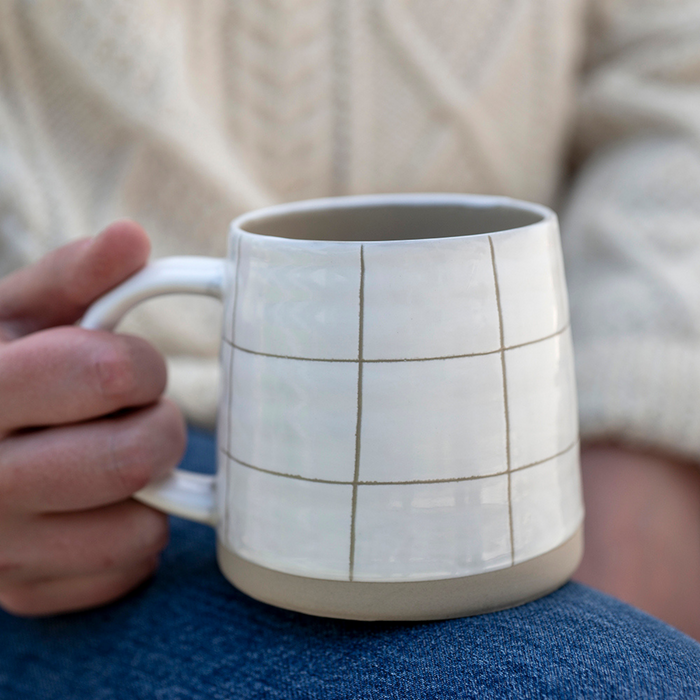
top-left (165, 357), bottom-right (220, 430)
top-left (576, 337), bottom-right (700, 461)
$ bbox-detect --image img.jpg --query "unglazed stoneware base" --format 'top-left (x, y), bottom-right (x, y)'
top-left (217, 526), bottom-right (583, 621)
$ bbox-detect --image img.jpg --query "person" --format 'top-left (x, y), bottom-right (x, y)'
top-left (1, 0), bottom-right (700, 696)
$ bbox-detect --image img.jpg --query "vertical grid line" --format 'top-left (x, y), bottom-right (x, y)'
top-left (348, 245), bottom-right (365, 580)
top-left (489, 236), bottom-right (515, 566)
top-left (224, 235), bottom-right (244, 545)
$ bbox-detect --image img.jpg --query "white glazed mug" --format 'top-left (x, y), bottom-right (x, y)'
top-left (81, 193), bottom-right (584, 621)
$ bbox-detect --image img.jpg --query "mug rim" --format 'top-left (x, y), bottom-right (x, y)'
top-left (230, 193), bottom-right (555, 245)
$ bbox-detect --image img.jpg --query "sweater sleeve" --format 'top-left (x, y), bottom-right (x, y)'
top-left (562, 0), bottom-right (700, 458)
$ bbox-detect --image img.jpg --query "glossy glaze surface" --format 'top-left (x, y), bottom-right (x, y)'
top-left (217, 194), bottom-right (583, 582)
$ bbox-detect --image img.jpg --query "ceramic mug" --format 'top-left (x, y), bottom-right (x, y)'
top-left (81, 193), bottom-right (584, 621)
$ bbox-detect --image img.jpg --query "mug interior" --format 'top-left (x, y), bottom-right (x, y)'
top-left (239, 202), bottom-right (544, 242)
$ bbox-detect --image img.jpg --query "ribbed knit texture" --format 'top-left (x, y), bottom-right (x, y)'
top-left (1, 0), bottom-right (700, 461)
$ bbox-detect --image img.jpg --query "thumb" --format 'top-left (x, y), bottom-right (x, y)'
top-left (0, 220), bottom-right (151, 340)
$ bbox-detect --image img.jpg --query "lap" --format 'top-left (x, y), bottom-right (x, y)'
top-left (2, 430), bottom-right (699, 699)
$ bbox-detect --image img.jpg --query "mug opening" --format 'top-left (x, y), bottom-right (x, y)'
top-left (238, 201), bottom-right (545, 242)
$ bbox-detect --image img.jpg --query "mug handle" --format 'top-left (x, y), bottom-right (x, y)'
top-left (80, 256), bottom-right (226, 527)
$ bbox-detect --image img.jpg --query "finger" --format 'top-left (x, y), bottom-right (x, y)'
top-left (0, 220), bottom-right (150, 340)
top-left (0, 400), bottom-right (186, 513)
top-left (0, 500), bottom-right (169, 584)
top-left (0, 327), bottom-right (166, 432)
top-left (0, 557), bottom-right (159, 617)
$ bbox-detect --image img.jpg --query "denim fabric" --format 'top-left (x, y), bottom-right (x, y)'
top-left (1, 428), bottom-right (699, 699)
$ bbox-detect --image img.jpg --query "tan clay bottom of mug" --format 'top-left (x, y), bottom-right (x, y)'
top-left (217, 526), bottom-right (583, 621)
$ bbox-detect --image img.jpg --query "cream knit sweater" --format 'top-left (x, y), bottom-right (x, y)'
top-left (2, 0), bottom-right (700, 460)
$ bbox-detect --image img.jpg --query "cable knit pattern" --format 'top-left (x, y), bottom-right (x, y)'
top-left (2, 0), bottom-right (700, 461)
top-left (226, 1), bottom-right (335, 200)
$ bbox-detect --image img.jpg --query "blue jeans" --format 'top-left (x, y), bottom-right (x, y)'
top-left (2, 428), bottom-right (699, 699)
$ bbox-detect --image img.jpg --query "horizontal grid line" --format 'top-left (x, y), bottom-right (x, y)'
top-left (223, 452), bottom-right (352, 484)
top-left (221, 439), bottom-right (579, 487)
top-left (222, 322), bottom-right (570, 364)
top-left (224, 343), bottom-right (356, 362)
top-left (509, 439), bottom-right (579, 475)
top-left (506, 324), bottom-right (570, 352)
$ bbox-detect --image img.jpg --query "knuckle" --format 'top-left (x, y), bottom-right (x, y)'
top-left (94, 551), bottom-right (119, 572)
top-left (0, 554), bottom-right (21, 581)
top-left (156, 400), bottom-right (187, 464)
top-left (106, 402), bottom-right (185, 496)
top-left (91, 338), bottom-right (138, 400)
top-left (0, 586), bottom-right (39, 617)
top-left (107, 432), bottom-right (154, 495)
top-left (0, 461), bottom-right (20, 511)
top-left (136, 508), bottom-right (169, 556)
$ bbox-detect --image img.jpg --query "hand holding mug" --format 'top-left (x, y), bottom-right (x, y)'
top-left (82, 194), bottom-right (584, 621)
top-left (0, 223), bottom-right (184, 616)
